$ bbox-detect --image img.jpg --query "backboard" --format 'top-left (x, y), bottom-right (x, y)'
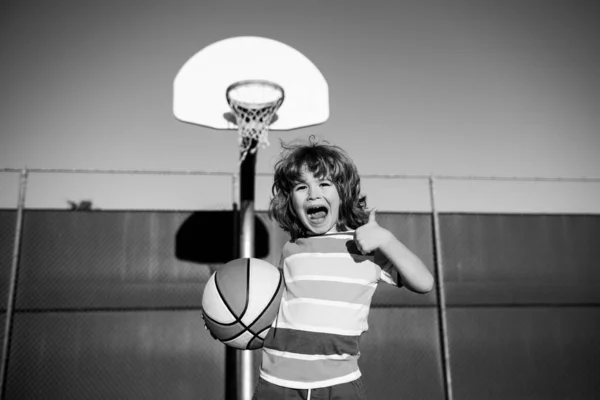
top-left (173, 36), bottom-right (329, 131)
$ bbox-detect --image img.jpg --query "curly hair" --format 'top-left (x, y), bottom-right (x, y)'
top-left (269, 136), bottom-right (368, 240)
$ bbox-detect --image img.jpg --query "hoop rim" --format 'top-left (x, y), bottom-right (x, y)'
top-left (226, 79), bottom-right (285, 108)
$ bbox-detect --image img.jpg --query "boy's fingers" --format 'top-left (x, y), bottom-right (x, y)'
top-left (353, 233), bottom-right (366, 255)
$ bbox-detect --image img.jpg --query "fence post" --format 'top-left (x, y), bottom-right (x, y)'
top-left (429, 175), bottom-right (453, 400)
top-left (0, 168), bottom-right (28, 399)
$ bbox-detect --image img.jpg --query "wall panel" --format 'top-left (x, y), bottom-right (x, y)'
top-left (5, 311), bottom-right (223, 400)
top-left (360, 308), bottom-right (444, 400)
top-left (447, 307), bottom-right (600, 400)
top-left (17, 211), bottom-right (210, 310)
top-left (439, 214), bottom-right (600, 305)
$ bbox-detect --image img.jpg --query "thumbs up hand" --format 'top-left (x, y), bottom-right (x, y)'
top-left (354, 208), bottom-right (393, 255)
top-left (354, 209), bottom-right (435, 294)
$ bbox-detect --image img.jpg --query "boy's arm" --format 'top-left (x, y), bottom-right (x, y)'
top-left (378, 234), bottom-right (434, 293)
top-left (355, 209), bottom-right (434, 294)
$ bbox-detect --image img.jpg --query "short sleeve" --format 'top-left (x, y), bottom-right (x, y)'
top-left (375, 249), bottom-right (403, 287)
top-left (278, 240), bottom-right (293, 269)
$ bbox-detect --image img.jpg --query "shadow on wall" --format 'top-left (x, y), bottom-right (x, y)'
top-left (175, 210), bottom-right (270, 265)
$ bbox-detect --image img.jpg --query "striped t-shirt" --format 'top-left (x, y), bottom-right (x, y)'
top-left (259, 230), bottom-right (402, 389)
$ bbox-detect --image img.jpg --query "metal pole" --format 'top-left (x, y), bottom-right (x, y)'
top-left (226, 144), bottom-right (257, 400)
top-left (0, 169), bottom-right (28, 399)
top-left (428, 176), bottom-right (453, 400)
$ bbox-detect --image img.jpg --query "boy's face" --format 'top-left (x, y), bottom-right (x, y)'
top-left (291, 167), bottom-right (340, 236)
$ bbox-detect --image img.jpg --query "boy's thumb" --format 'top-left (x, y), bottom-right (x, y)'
top-left (368, 208), bottom-right (377, 223)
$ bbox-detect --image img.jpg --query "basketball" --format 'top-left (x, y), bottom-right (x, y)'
top-left (201, 257), bottom-right (283, 350)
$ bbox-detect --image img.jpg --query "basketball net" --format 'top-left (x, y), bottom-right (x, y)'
top-left (226, 80), bottom-right (284, 163)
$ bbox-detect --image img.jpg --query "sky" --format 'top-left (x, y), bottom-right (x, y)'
top-left (1, 0), bottom-right (599, 212)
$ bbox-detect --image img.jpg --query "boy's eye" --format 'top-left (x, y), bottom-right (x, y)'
top-left (295, 185), bottom-right (307, 191)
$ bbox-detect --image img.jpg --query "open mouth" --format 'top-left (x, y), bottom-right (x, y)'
top-left (306, 206), bottom-right (328, 222)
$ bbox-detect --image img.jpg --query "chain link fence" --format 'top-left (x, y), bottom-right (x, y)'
top-left (0, 168), bottom-right (599, 399)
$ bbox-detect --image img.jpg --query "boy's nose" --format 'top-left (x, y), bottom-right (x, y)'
top-left (307, 185), bottom-right (321, 199)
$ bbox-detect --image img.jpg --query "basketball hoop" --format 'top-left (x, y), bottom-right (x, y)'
top-left (226, 80), bottom-right (284, 163)
top-left (174, 37), bottom-right (328, 400)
